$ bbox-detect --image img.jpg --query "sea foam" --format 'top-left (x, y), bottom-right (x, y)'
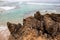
top-left (0, 25), bottom-right (10, 40)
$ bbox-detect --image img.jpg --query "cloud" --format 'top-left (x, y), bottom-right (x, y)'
top-left (1, 0), bottom-right (60, 2)
top-left (1, 0), bottom-right (32, 2)
top-left (33, 0), bottom-right (60, 2)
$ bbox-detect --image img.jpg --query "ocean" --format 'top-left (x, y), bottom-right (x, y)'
top-left (0, 4), bottom-right (60, 25)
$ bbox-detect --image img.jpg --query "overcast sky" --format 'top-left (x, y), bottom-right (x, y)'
top-left (1, 0), bottom-right (60, 2)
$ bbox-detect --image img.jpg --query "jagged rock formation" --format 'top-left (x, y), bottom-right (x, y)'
top-left (44, 14), bottom-right (58, 37)
top-left (7, 11), bottom-right (60, 40)
top-left (7, 22), bottom-right (22, 40)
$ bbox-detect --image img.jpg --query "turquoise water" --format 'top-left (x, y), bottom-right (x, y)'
top-left (0, 4), bottom-right (60, 25)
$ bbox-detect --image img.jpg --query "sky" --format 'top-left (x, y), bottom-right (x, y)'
top-left (1, 0), bottom-right (60, 3)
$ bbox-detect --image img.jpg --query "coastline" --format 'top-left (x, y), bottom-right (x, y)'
top-left (0, 11), bottom-right (60, 26)
top-left (24, 11), bottom-right (60, 18)
top-left (0, 11), bottom-right (60, 40)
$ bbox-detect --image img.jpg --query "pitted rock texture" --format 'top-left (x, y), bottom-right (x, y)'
top-left (7, 11), bottom-right (60, 40)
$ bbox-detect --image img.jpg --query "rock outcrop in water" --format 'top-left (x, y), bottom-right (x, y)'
top-left (7, 11), bottom-right (60, 40)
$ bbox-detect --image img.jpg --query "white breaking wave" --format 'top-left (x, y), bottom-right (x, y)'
top-left (27, 2), bottom-right (60, 5)
top-left (0, 6), bottom-right (15, 10)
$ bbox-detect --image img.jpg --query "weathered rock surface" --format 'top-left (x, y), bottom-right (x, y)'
top-left (7, 11), bottom-right (60, 40)
top-left (43, 14), bottom-right (58, 37)
top-left (7, 22), bottom-right (22, 40)
top-left (51, 13), bottom-right (60, 22)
